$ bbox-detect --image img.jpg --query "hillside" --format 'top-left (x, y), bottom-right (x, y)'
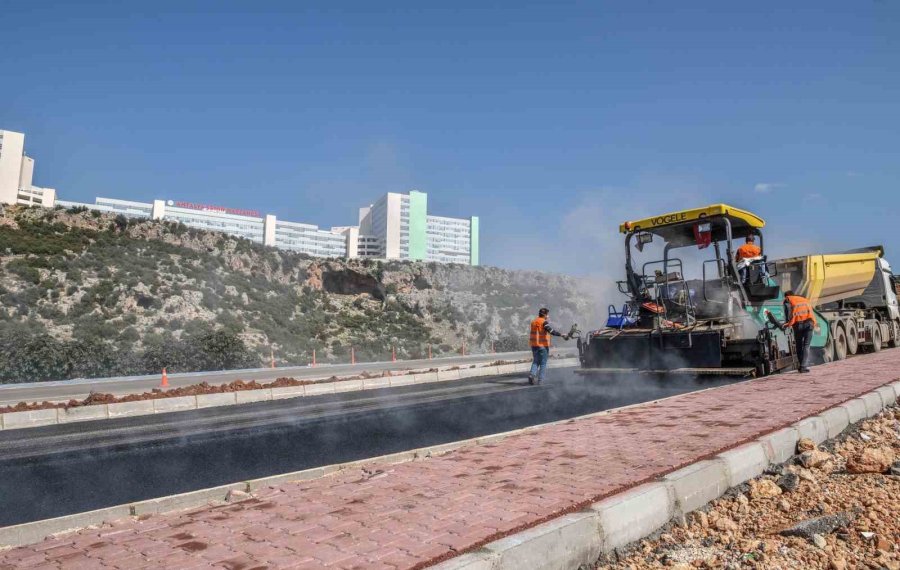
top-left (0, 205), bottom-right (603, 383)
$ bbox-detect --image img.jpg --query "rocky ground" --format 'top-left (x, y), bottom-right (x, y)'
top-left (596, 406), bottom-right (900, 570)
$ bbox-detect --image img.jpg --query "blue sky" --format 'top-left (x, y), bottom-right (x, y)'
top-left (2, 1), bottom-right (898, 275)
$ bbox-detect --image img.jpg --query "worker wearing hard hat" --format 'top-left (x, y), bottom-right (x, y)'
top-left (735, 235), bottom-right (763, 283)
top-left (781, 290), bottom-right (819, 373)
top-left (528, 308), bottom-right (570, 385)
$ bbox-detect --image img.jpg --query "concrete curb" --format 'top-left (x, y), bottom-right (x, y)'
top-left (432, 379), bottom-right (899, 570)
top-left (0, 358), bottom-right (578, 432)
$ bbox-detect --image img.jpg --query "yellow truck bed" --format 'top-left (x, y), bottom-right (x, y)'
top-left (776, 251), bottom-right (880, 306)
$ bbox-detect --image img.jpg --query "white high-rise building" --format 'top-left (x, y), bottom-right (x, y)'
top-left (0, 130), bottom-right (57, 208)
top-left (358, 190), bottom-right (479, 265)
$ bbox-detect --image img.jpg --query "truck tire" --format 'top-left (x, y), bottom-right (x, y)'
top-left (871, 327), bottom-right (883, 353)
top-left (889, 320), bottom-right (900, 349)
top-left (812, 334), bottom-right (835, 365)
top-left (833, 326), bottom-right (848, 361)
top-left (845, 321), bottom-right (859, 355)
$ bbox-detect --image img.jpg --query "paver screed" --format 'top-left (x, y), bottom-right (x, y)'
top-left (2, 349), bottom-right (899, 570)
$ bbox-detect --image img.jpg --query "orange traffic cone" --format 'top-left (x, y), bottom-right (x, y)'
top-left (160, 368), bottom-right (168, 388)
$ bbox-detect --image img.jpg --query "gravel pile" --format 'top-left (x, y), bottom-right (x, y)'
top-left (597, 405), bottom-right (900, 569)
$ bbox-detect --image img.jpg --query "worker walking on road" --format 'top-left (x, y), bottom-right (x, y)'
top-left (781, 290), bottom-right (818, 373)
top-left (529, 308), bottom-right (569, 385)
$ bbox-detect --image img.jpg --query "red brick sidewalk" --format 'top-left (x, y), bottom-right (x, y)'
top-left (3, 350), bottom-right (899, 570)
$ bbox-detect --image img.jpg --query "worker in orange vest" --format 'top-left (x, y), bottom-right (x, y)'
top-left (781, 290), bottom-right (819, 373)
top-left (528, 308), bottom-right (569, 385)
top-left (735, 235), bottom-right (763, 283)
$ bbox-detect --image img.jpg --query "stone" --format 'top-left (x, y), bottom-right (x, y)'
top-left (714, 517), bottom-right (737, 532)
top-left (877, 537), bottom-right (892, 552)
top-left (778, 499), bottom-right (791, 512)
top-left (780, 513), bottom-right (852, 541)
top-left (846, 447), bottom-right (895, 474)
top-left (225, 489), bottom-right (251, 503)
top-left (797, 468), bottom-right (817, 483)
top-left (812, 534), bottom-right (827, 549)
top-left (797, 438), bottom-right (818, 452)
top-left (829, 558), bottom-right (847, 570)
top-left (861, 531), bottom-right (875, 540)
top-left (888, 460), bottom-right (900, 476)
top-left (799, 450), bottom-right (832, 469)
top-left (749, 479), bottom-right (782, 500)
top-left (777, 473), bottom-right (800, 493)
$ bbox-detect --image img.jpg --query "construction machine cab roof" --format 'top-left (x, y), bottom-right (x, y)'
top-left (620, 204), bottom-right (765, 246)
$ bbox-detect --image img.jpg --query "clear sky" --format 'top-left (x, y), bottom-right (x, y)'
top-left (2, 1), bottom-right (898, 275)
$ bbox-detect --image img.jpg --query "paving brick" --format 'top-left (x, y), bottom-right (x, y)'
top-left (4, 350), bottom-right (900, 570)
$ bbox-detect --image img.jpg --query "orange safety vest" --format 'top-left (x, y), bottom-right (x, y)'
top-left (530, 317), bottom-right (551, 348)
top-left (736, 243), bottom-right (762, 261)
top-left (785, 295), bottom-right (815, 328)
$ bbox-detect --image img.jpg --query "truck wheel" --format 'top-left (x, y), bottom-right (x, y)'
top-left (833, 326), bottom-right (848, 361)
top-left (845, 321), bottom-right (859, 355)
top-left (871, 327), bottom-right (883, 353)
top-left (889, 320), bottom-right (900, 349)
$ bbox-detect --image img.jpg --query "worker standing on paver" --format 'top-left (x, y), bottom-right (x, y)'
top-left (735, 235), bottom-right (762, 283)
top-left (781, 290), bottom-right (818, 373)
top-left (529, 308), bottom-right (569, 385)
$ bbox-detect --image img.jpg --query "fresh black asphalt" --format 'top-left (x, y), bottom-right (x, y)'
top-left (0, 368), bottom-right (741, 526)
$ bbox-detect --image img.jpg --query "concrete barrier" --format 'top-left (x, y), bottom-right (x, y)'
top-left (437, 369), bottom-right (462, 382)
top-left (107, 400), bottom-right (154, 419)
top-left (591, 483), bottom-right (673, 553)
top-left (333, 379), bottom-right (365, 393)
top-left (716, 442), bottom-right (770, 487)
top-left (663, 460), bottom-right (729, 517)
top-left (840, 398), bottom-right (868, 424)
top-left (414, 372), bottom-right (439, 384)
top-left (361, 377), bottom-right (391, 390)
top-left (237, 388), bottom-right (274, 403)
top-left (195, 392), bottom-right (237, 409)
top-left (860, 392), bottom-right (884, 417)
top-left (756, 427), bottom-right (799, 464)
top-left (2, 409), bottom-right (58, 429)
top-left (304, 382), bottom-right (335, 396)
top-left (818, 407), bottom-right (850, 439)
top-left (478, 512), bottom-right (602, 570)
top-left (153, 396), bottom-right (197, 413)
top-left (270, 386), bottom-right (305, 400)
top-left (876, 385), bottom-right (897, 408)
top-left (388, 375), bottom-right (417, 387)
top-left (793, 415), bottom-right (829, 444)
top-left (57, 405), bottom-right (109, 424)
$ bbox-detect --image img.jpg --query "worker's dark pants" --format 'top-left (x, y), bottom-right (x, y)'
top-left (793, 321), bottom-right (814, 370)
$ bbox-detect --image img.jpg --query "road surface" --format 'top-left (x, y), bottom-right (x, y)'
top-left (0, 365), bottom-right (739, 526)
top-left (0, 348), bottom-right (576, 407)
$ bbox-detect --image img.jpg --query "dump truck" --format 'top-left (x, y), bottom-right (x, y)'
top-left (576, 204), bottom-right (899, 377)
top-left (775, 248), bottom-right (900, 359)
